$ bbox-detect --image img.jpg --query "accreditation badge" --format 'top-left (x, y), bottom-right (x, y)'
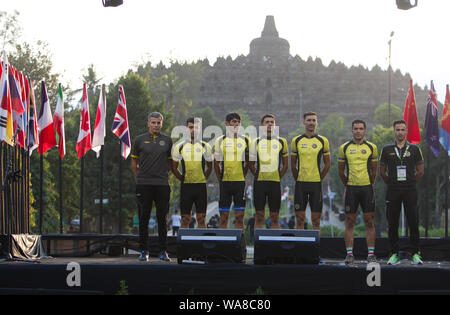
top-left (396, 165), bottom-right (407, 181)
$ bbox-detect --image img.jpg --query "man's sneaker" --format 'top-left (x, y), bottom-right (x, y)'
top-left (367, 254), bottom-right (377, 264)
top-left (138, 251), bottom-right (149, 262)
top-left (387, 253), bottom-right (400, 265)
top-left (159, 251), bottom-right (171, 262)
top-left (344, 254), bottom-right (355, 265)
top-left (412, 253), bottom-right (423, 265)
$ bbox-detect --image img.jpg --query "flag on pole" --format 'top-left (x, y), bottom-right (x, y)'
top-left (424, 81), bottom-right (440, 157)
top-left (53, 83), bottom-right (65, 159)
top-left (92, 84), bottom-right (107, 158)
top-left (111, 85), bottom-right (131, 159)
top-left (440, 84), bottom-right (450, 156)
top-left (0, 52), bottom-right (13, 146)
top-left (76, 83), bottom-right (92, 159)
top-left (8, 66), bottom-right (24, 117)
top-left (16, 70), bottom-right (28, 148)
top-left (37, 81), bottom-right (56, 155)
top-left (27, 79), bottom-right (39, 155)
top-left (403, 80), bottom-right (421, 144)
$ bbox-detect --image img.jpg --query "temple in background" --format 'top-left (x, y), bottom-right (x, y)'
top-left (195, 15), bottom-right (428, 135)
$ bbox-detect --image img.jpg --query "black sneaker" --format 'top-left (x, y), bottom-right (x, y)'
top-left (138, 251), bottom-right (149, 262)
top-left (159, 251), bottom-right (171, 262)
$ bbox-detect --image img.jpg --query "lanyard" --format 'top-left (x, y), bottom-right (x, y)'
top-left (394, 145), bottom-right (409, 165)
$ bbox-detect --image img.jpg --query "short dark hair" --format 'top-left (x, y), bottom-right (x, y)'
top-left (226, 112), bottom-right (241, 122)
top-left (148, 112), bottom-right (163, 121)
top-left (393, 119), bottom-right (407, 129)
top-left (303, 112), bottom-right (317, 120)
top-left (261, 114), bottom-right (275, 124)
top-left (352, 119), bottom-right (366, 129)
top-left (186, 117), bottom-right (201, 126)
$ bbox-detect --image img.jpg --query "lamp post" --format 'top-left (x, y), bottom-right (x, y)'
top-left (388, 31), bottom-right (394, 127)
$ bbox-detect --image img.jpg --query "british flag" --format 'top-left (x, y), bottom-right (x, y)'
top-left (111, 85), bottom-right (131, 159)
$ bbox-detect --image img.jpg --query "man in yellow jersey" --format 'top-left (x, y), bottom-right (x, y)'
top-left (249, 114), bottom-right (288, 229)
top-left (214, 113), bottom-right (250, 230)
top-left (172, 117), bottom-right (213, 229)
top-left (338, 120), bottom-right (378, 265)
top-left (291, 112), bottom-right (331, 230)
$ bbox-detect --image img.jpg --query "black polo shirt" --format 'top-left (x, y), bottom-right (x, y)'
top-left (131, 132), bottom-right (173, 186)
top-left (379, 142), bottom-right (424, 189)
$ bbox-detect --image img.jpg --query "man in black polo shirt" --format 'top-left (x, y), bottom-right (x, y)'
top-left (131, 112), bottom-right (173, 262)
top-left (380, 120), bottom-right (424, 265)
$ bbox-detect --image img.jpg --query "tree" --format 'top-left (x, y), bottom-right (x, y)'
top-left (374, 102), bottom-right (402, 127)
top-left (0, 10), bottom-right (22, 52)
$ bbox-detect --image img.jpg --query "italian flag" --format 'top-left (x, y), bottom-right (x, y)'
top-left (37, 81), bottom-right (56, 155)
top-left (53, 83), bottom-right (65, 159)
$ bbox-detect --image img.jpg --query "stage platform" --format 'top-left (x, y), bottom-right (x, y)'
top-left (1, 253), bottom-right (450, 295)
top-left (1, 234), bottom-right (450, 295)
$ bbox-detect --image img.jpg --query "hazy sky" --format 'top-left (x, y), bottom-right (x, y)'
top-left (2, 0), bottom-right (449, 104)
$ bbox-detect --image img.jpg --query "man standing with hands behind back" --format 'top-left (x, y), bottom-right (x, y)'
top-left (338, 120), bottom-right (378, 265)
top-left (291, 112), bottom-right (331, 230)
top-left (131, 112), bottom-right (173, 262)
top-left (380, 120), bottom-right (424, 265)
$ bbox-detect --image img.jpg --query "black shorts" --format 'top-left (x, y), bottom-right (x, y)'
top-left (294, 182), bottom-right (323, 213)
top-left (345, 185), bottom-right (375, 214)
top-left (219, 181), bottom-right (246, 212)
top-left (253, 181), bottom-right (281, 212)
top-left (180, 183), bottom-right (207, 215)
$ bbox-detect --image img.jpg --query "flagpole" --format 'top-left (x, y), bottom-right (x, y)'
top-left (0, 142), bottom-right (4, 234)
top-left (445, 153), bottom-right (449, 238)
top-left (59, 155), bottom-right (63, 234)
top-left (118, 143), bottom-right (122, 234)
top-left (99, 148), bottom-right (103, 234)
top-left (39, 154), bottom-right (43, 234)
top-left (425, 149), bottom-right (431, 238)
top-left (80, 156), bottom-right (84, 233)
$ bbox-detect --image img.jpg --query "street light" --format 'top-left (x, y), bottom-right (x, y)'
top-left (387, 31), bottom-right (394, 127)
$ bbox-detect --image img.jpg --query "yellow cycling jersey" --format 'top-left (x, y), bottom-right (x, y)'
top-left (291, 134), bottom-right (330, 182)
top-left (250, 136), bottom-right (288, 182)
top-left (338, 140), bottom-right (378, 186)
top-left (172, 140), bottom-right (213, 184)
top-left (214, 135), bottom-right (249, 182)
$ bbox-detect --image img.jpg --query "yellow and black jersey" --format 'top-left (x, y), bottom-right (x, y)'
top-left (338, 140), bottom-right (378, 186)
top-left (214, 135), bottom-right (249, 182)
top-left (291, 134), bottom-right (330, 182)
top-left (172, 140), bottom-right (213, 184)
top-left (250, 136), bottom-right (288, 182)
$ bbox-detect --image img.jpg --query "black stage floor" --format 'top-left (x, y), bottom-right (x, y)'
top-left (1, 254), bottom-right (450, 295)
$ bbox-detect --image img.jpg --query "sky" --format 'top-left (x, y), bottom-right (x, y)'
top-left (2, 0), bottom-right (449, 104)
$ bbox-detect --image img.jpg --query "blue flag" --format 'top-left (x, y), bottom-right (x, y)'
top-left (425, 81), bottom-right (440, 157)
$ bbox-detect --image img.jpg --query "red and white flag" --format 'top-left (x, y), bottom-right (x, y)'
top-left (37, 81), bottom-right (56, 155)
top-left (27, 79), bottom-right (39, 155)
top-left (111, 85), bottom-right (131, 159)
top-left (92, 84), bottom-right (106, 158)
top-left (76, 83), bottom-right (92, 159)
top-left (0, 52), bottom-right (13, 146)
top-left (53, 83), bottom-right (65, 159)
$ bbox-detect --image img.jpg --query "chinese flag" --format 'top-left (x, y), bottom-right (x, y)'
top-left (403, 80), bottom-right (421, 144)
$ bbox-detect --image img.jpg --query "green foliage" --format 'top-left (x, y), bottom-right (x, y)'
top-left (374, 103), bottom-right (402, 127)
top-left (251, 287), bottom-right (266, 295)
top-left (116, 280), bottom-right (129, 295)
